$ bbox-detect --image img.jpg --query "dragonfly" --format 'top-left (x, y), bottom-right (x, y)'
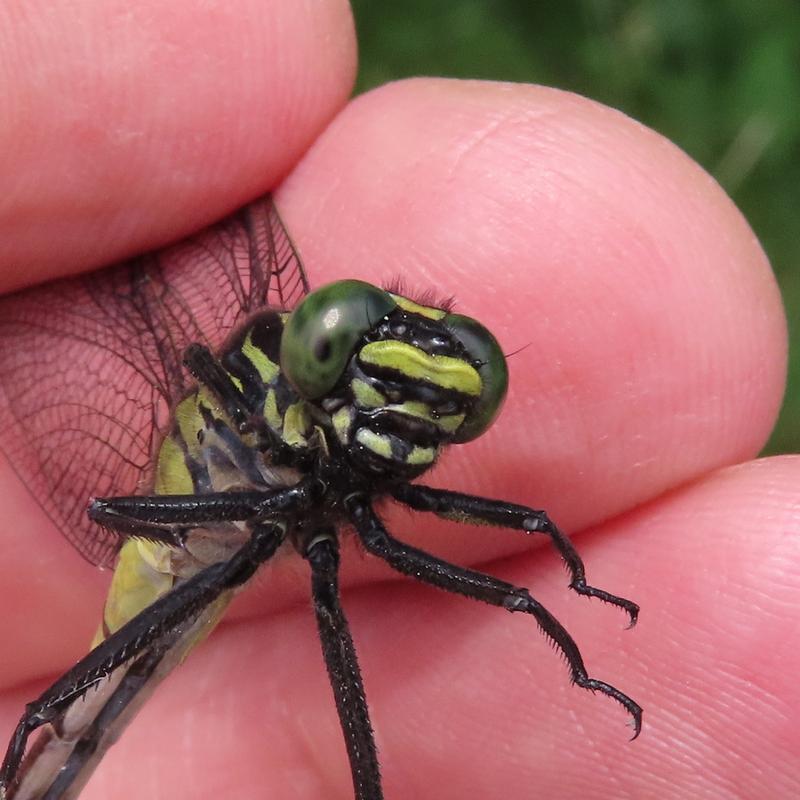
top-left (0, 194), bottom-right (641, 799)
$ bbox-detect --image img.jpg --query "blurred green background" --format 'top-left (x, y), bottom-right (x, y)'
top-left (351, 0), bottom-right (798, 455)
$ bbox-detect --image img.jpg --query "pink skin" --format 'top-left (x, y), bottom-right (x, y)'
top-left (0, 2), bottom-right (796, 798)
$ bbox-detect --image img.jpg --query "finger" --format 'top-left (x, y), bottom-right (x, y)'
top-left (276, 78), bottom-right (786, 532)
top-left (361, 455), bottom-right (800, 799)
top-left (3, 455), bottom-right (791, 799)
top-left (0, 0), bottom-right (356, 290)
top-left (0, 79), bottom-right (787, 684)
top-left (368, 458), bottom-right (800, 800)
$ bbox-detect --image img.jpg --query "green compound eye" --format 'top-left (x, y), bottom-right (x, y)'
top-left (281, 280), bottom-right (397, 399)
top-left (445, 313), bottom-right (509, 442)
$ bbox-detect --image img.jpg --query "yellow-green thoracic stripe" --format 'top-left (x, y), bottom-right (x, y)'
top-left (241, 329), bottom-right (280, 384)
top-left (359, 341), bottom-right (481, 395)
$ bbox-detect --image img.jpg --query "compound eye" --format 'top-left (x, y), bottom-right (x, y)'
top-left (445, 313), bottom-right (509, 442)
top-left (281, 280), bottom-right (397, 399)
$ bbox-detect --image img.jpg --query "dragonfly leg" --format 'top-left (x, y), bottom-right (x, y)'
top-left (305, 534), bottom-right (383, 800)
top-left (346, 495), bottom-right (642, 739)
top-left (391, 483), bottom-right (639, 626)
top-left (183, 342), bottom-right (296, 462)
top-left (0, 521), bottom-right (285, 795)
top-left (88, 478), bottom-right (321, 543)
top-left (19, 645), bottom-right (171, 800)
top-left (183, 342), bottom-right (255, 430)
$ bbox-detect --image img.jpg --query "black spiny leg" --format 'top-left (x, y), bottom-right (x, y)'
top-left (391, 483), bottom-right (639, 626)
top-left (34, 645), bottom-right (172, 800)
top-left (87, 479), bottom-right (319, 544)
top-left (305, 535), bottom-right (383, 800)
top-left (0, 522), bottom-right (285, 795)
top-left (346, 495), bottom-right (642, 738)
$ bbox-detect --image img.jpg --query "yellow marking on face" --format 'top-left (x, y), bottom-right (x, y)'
top-left (435, 413), bottom-right (466, 433)
top-left (389, 400), bottom-right (430, 419)
top-left (242, 330), bottom-right (280, 384)
top-left (378, 400), bottom-right (466, 435)
top-left (355, 428), bottom-right (393, 459)
top-left (352, 378), bottom-right (386, 408)
top-left (390, 294), bottom-right (446, 320)
top-left (360, 341), bottom-right (481, 395)
top-left (154, 435), bottom-right (194, 495)
top-left (407, 445), bottom-right (436, 465)
top-left (332, 407), bottom-right (352, 444)
top-left (283, 401), bottom-right (310, 447)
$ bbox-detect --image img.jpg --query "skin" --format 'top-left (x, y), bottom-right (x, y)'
top-left (0, 1), bottom-right (797, 798)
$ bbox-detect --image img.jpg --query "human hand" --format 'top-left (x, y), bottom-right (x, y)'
top-left (0, 2), bottom-right (795, 799)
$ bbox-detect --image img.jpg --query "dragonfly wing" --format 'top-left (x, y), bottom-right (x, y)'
top-left (0, 195), bottom-right (309, 567)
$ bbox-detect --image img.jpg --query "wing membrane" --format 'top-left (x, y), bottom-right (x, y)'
top-left (0, 195), bottom-right (309, 567)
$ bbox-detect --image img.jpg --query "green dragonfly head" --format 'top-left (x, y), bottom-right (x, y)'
top-left (280, 280), bottom-right (508, 476)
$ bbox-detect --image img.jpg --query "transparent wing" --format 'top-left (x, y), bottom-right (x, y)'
top-left (0, 195), bottom-right (309, 567)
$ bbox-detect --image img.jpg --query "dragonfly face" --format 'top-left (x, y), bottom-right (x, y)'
top-left (280, 279), bottom-right (508, 480)
top-left (0, 195), bottom-right (640, 800)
